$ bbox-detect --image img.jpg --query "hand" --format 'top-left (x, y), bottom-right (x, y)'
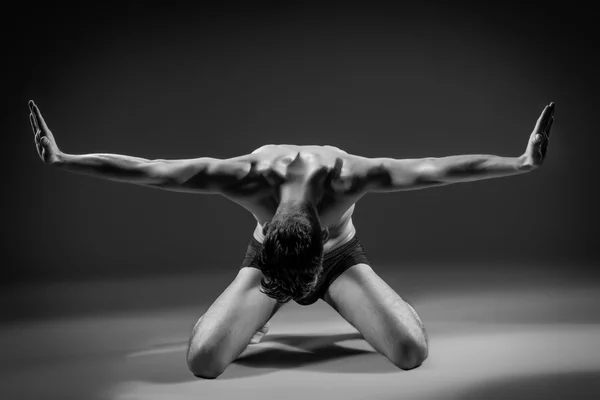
top-left (29, 100), bottom-right (63, 164)
top-left (521, 102), bottom-right (555, 169)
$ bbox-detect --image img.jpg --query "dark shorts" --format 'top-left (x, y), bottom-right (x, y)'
top-left (240, 235), bottom-right (370, 306)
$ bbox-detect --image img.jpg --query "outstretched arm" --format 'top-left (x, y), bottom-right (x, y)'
top-left (356, 102), bottom-right (555, 193)
top-left (28, 100), bottom-right (251, 193)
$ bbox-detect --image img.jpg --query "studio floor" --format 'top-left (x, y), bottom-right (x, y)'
top-left (2, 264), bottom-right (599, 400)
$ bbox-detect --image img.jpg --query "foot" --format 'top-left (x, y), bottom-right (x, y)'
top-left (249, 322), bottom-right (269, 345)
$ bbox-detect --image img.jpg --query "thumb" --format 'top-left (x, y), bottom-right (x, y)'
top-left (41, 137), bottom-right (54, 151)
top-left (532, 133), bottom-right (544, 145)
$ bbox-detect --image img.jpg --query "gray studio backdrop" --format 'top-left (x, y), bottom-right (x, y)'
top-left (5, 4), bottom-right (598, 291)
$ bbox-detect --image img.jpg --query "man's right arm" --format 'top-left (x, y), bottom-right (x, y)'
top-left (29, 100), bottom-right (252, 194)
top-left (56, 153), bottom-right (252, 193)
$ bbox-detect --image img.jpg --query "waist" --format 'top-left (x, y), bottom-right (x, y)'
top-left (252, 218), bottom-right (356, 254)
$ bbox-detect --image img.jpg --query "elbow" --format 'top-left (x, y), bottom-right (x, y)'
top-left (143, 160), bottom-right (175, 187)
top-left (416, 158), bottom-right (446, 183)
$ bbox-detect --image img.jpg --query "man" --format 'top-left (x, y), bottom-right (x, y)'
top-left (28, 99), bottom-right (555, 378)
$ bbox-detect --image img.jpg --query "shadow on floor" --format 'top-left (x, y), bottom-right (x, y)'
top-left (456, 370), bottom-right (600, 400)
top-left (121, 332), bottom-right (401, 383)
top-left (221, 332), bottom-right (399, 380)
top-left (118, 346), bottom-right (198, 385)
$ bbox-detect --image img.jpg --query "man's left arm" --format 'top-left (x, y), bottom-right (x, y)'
top-left (359, 102), bottom-right (555, 193)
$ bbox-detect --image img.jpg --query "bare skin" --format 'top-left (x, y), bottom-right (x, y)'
top-left (28, 100), bottom-right (555, 377)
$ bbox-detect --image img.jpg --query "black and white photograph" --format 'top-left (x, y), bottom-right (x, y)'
top-left (2, 2), bottom-right (599, 399)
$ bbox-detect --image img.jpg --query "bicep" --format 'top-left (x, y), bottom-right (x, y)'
top-left (354, 156), bottom-right (447, 193)
top-left (147, 156), bottom-right (252, 193)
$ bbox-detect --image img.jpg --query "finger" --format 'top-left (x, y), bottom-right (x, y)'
top-left (535, 105), bottom-right (553, 134)
top-left (535, 102), bottom-right (554, 134)
top-left (35, 132), bottom-right (40, 145)
top-left (533, 105), bottom-right (548, 134)
top-left (29, 113), bottom-right (38, 134)
top-left (31, 102), bottom-right (49, 132)
top-left (543, 102), bottom-right (555, 132)
top-left (543, 102), bottom-right (554, 125)
top-left (541, 137), bottom-right (549, 156)
top-left (545, 116), bottom-right (554, 138)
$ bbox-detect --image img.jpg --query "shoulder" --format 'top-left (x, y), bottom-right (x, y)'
top-left (320, 153), bottom-right (381, 196)
top-left (251, 144), bottom-right (278, 155)
top-left (322, 145), bottom-right (348, 155)
top-left (337, 153), bottom-right (381, 175)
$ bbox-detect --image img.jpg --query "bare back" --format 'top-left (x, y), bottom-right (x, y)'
top-left (219, 144), bottom-right (367, 250)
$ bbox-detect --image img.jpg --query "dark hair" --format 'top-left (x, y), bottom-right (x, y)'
top-left (257, 201), bottom-right (328, 303)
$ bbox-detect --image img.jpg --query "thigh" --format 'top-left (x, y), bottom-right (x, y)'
top-left (323, 263), bottom-right (427, 369)
top-left (187, 267), bottom-right (284, 375)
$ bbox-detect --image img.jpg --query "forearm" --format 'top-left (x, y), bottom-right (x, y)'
top-left (372, 153), bottom-right (530, 192)
top-left (432, 153), bottom-right (529, 184)
top-left (55, 152), bottom-right (165, 185)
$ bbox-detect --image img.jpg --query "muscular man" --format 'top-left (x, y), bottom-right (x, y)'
top-left (28, 100), bottom-right (555, 378)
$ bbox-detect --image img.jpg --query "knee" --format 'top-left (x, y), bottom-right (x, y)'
top-left (186, 342), bottom-right (228, 379)
top-left (389, 337), bottom-right (428, 371)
